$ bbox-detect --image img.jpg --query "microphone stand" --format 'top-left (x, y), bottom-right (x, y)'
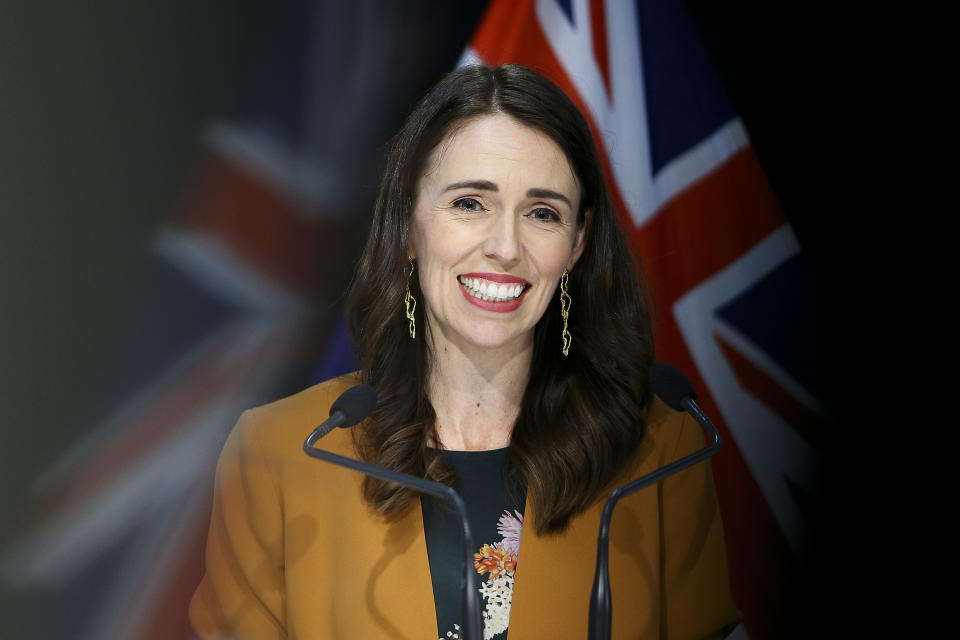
top-left (587, 397), bottom-right (722, 640)
top-left (304, 431), bottom-right (484, 640)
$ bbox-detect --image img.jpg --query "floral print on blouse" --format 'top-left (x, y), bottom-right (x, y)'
top-left (441, 509), bottom-right (524, 640)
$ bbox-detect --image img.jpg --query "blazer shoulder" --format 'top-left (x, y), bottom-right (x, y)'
top-left (244, 372), bottom-right (364, 460)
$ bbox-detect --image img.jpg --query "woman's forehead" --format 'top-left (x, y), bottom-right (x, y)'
top-left (418, 114), bottom-right (581, 200)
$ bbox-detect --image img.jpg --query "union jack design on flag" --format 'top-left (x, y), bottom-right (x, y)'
top-left (462, 1), bottom-right (826, 637)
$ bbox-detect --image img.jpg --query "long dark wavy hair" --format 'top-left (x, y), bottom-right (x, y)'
top-left (346, 64), bottom-right (653, 535)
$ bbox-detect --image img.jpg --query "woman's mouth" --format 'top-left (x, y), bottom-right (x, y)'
top-left (458, 275), bottom-right (526, 301)
top-left (457, 274), bottom-right (530, 312)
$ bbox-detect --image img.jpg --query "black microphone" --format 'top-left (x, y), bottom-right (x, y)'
top-left (303, 385), bottom-right (484, 640)
top-left (306, 383), bottom-right (378, 443)
top-left (587, 364), bottom-right (722, 640)
top-left (649, 362), bottom-right (712, 425)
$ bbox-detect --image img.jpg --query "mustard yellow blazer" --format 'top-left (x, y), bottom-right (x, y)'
top-left (190, 373), bottom-right (740, 639)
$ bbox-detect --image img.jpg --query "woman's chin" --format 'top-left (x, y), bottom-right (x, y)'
top-left (441, 324), bottom-right (535, 356)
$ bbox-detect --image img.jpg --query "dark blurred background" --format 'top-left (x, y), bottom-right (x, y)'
top-left (2, 1), bottom-right (833, 637)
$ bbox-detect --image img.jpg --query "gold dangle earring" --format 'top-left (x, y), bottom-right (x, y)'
top-left (560, 268), bottom-right (571, 356)
top-left (405, 258), bottom-right (417, 339)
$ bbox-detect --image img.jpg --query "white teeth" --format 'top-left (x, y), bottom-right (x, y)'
top-left (459, 276), bottom-right (525, 302)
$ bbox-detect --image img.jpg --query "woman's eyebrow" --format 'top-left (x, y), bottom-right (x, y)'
top-left (526, 187), bottom-right (571, 207)
top-left (442, 180), bottom-right (498, 193)
top-left (441, 181), bottom-right (572, 208)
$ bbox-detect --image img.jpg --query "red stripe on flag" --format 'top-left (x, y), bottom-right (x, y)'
top-left (471, 0), bottom-right (544, 69)
top-left (629, 147), bottom-right (786, 310)
top-left (171, 150), bottom-right (324, 295)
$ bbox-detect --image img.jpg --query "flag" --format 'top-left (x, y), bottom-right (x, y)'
top-left (462, 1), bottom-right (827, 637)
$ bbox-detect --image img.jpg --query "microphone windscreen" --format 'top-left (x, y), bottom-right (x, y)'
top-left (329, 384), bottom-right (378, 428)
top-left (650, 363), bottom-right (696, 412)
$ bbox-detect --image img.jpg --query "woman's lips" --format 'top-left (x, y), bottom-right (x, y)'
top-left (458, 273), bottom-right (530, 313)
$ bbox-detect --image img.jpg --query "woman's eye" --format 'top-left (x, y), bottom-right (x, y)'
top-left (529, 207), bottom-right (561, 222)
top-left (453, 197), bottom-right (484, 212)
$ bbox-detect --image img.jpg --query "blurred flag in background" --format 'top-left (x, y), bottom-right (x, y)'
top-left (463, 1), bottom-right (826, 638)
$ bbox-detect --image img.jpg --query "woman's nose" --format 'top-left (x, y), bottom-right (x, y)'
top-left (482, 212), bottom-right (521, 265)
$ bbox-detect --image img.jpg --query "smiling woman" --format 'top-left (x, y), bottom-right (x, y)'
top-left (190, 65), bottom-right (739, 640)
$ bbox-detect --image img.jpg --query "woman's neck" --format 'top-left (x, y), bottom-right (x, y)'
top-left (426, 331), bottom-right (531, 452)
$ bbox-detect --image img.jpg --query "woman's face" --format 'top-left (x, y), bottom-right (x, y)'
top-left (409, 114), bottom-right (585, 354)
